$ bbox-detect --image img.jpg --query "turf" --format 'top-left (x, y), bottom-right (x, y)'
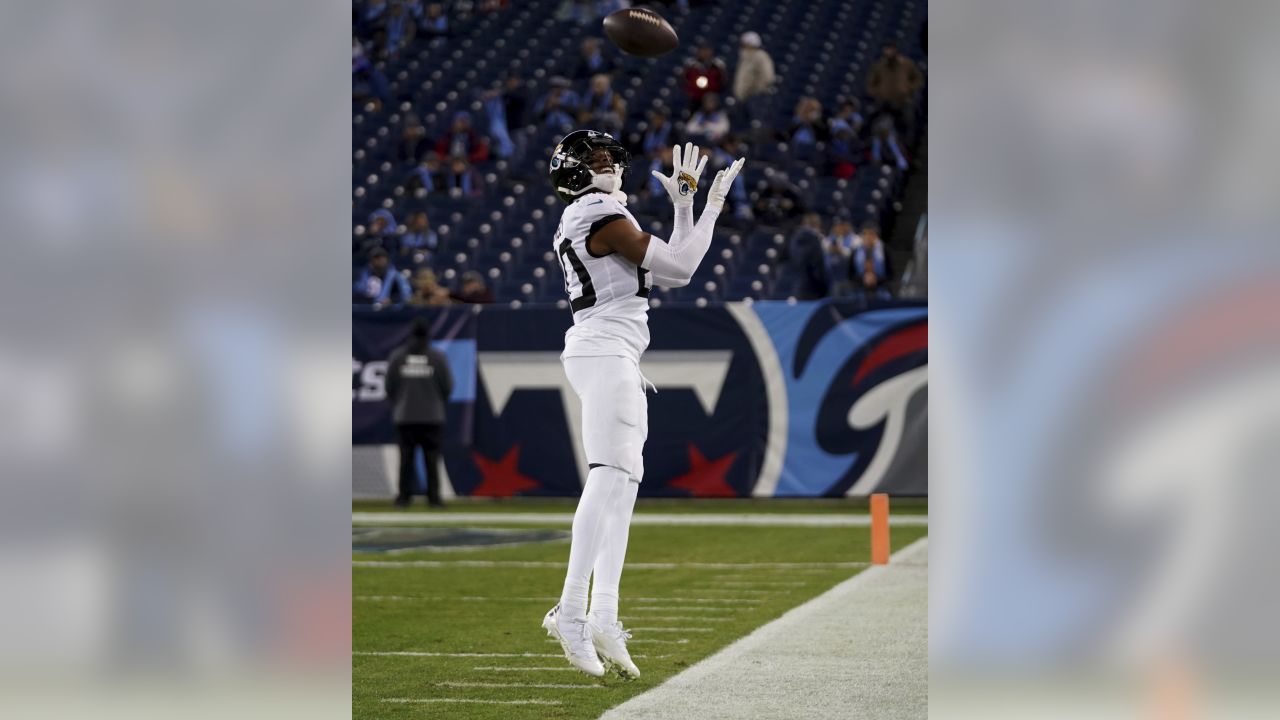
top-left (353, 504), bottom-right (927, 719)
top-left (353, 496), bottom-right (929, 515)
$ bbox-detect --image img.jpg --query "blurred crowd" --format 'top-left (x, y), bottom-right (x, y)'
top-left (354, 0), bottom-right (926, 307)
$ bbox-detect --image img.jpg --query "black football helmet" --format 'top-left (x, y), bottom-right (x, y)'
top-left (549, 129), bottom-right (631, 203)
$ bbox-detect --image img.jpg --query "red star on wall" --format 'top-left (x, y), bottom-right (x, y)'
top-left (471, 445), bottom-right (540, 496)
top-left (669, 444), bottom-right (739, 498)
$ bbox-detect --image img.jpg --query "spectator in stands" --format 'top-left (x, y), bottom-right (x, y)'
top-left (421, 3), bottom-right (449, 44)
top-left (829, 98), bottom-right (864, 137)
top-left (404, 0), bottom-right (427, 22)
top-left (399, 113), bottom-right (431, 163)
top-left (854, 223), bottom-right (891, 299)
top-left (732, 31), bottom-right (775, 131)
top-left (381, 1), bottom-right (416, 59)
top-left (352, 39), bottom-right (389, 108)
top-left (358, 0), bottom-right (389, 31)
top-left (435, 111), bottom-right (490, 164)
top-left (752, 171), bottom-right (805, 226)
top-left (866, 42), bottom-right (923, 136)
top-left (406, 154), bottom-right (442, 193)
top-left (788, 97), bottom-right (828, 147)
top-left (536, 78), bottom-right (579, 133)
top-left (365, 209), bottom-right (398, 250)
top-left (599, 93), bottom-right (627, 137)
top-left (780, 213), bottom-right (829, 299)
top-left (400, 211), bottom-right (440, 259)
top-left (822, 216), bottom-right (858, 296)
top-left (683, 43), bottom-right (727, 106)
top-left (642, 108), bottom-right (673, 157)
top-left (449, 271), bottom-right (495, 304)
top-left (408, 268), bottom-right (453, 306)
top-left (443, 154), bottom-right (483, 197)
top-left (578, 73), bottom-right (615, 125)
top-left (573, 37), bottom-right (615, 80)
top-left (870, 112), bottom-right (909, 171)
top-left (354, 248), bottom-right (413, 306)
top-left (638, 144), bottom-right (674, 215)
top-left (481, 88), bottom-right (515, 160)
top-left (685, 93), bottom-right (730, 144)
top-left (828, 121), bottom-right (858, 179)
top-left (710, 136), bottom-right (752, 221)
top-left (501, 72), bottom-right (529, 129)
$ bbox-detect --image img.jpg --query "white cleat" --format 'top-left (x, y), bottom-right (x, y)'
top-left (543, 604), bottom-right (605, 678)
top-left (589, 617), bottom-right (641, 680)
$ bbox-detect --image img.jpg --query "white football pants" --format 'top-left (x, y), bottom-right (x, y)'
top-left (559, 355), bottom-right (648, 624)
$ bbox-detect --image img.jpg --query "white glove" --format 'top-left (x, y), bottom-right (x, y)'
top-left (704, 157), bottom-right (745, 213)
top-left (650, 142), bottom-right (709, 207)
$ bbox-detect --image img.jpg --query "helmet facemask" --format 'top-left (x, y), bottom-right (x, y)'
top-left (550, 131), bottom-right (631, 203)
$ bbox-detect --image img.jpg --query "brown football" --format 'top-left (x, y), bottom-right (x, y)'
top-left (602, 7), bottom-right (679, 58)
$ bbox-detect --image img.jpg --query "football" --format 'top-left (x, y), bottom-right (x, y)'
top-left (602, 7), bottom-right (679, 58)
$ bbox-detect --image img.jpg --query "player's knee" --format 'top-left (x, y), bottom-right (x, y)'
top-left (588, 463), bottom-right (630, 484)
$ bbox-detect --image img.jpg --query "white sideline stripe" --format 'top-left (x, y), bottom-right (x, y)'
top-left (630, 627), bottom-right (713, 633)
top-left (473, 666), bottom-right (585, 672)
top-left (352, 512), bottom-right (927, 527)
top-left (382, 698), bottom-right (563, 706)
top-left (439, 681), bottom-right (601, 690)
top-left (601, 538), bottom-right (929, 720)
top-left (354, 595), bottom-right (557, 602)
top-left (355, 651), bottom-right (667, 659)
top-left (353, 593), bottom-right (763, 603)
top-left (353, 560), bottom-right (870, 569)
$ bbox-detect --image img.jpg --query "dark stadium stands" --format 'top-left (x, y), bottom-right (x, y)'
top-left (353, 0), bottom-right (927, 306)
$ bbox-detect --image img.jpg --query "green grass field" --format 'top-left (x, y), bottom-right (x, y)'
top-left (353, 501), bottom-right (927, 719)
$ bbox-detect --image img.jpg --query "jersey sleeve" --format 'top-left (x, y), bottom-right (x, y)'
top-left (575, 196), bottom-right (633, 257)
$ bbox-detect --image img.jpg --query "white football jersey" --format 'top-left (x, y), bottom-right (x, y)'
top-left (554, 193), bottom-right (653, 362)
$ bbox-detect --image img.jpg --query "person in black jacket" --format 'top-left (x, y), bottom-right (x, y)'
top-left (384, 317), bottom-right (454, 507)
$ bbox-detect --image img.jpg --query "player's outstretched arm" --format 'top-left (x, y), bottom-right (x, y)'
top-left (591, 156), bottom-right (745, 288)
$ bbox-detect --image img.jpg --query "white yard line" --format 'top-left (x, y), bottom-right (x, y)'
top-left (625, 597), bottom-right (762, 604)
top-left (381, 698), bottom-right (563, 706)
top-left (472, 666), bottom-right (585, 672)
top-left (437, 681), bottom-right (601, 690)
top-left (622, 616), bottom-right (733, 622)
top-left (353, 512), bottom-right (927, 527)
top-left (354, 650), bottom-right (667, 659)
top-left (544, 637), bottom-right (690, 645)
top-left (628, 606), bottom-right (739, 612)
top-left (710, 581), bottom-right (809, 587)
top-left (601, 538), bottom-right (929, 720)
top-left (627, 638), bottom-right (690, 645)
top-left (353, 560), bottom-right (869, 569)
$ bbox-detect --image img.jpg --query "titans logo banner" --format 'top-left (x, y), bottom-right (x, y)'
top-left (353, 300), bottom-right (926, 497)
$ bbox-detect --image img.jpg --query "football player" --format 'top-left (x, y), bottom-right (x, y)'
top-left (541, 130), bottom-right (744, 679)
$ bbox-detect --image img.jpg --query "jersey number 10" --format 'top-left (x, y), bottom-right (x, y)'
top-left (557, 236), bottom-right (650, 312)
